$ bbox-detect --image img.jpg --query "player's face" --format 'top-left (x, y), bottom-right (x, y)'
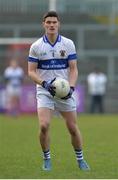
top-left (11, 60), bottom-right (18, 68)
top-left (43, 17), bottom-right (60, 35)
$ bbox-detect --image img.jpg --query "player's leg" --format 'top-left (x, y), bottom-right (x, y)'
top-left (37, 107), bottom-right (53, 151)
top-left (11, 95), bottom-right (20, 116)
top-left (6, 86), bottom-right (20, 116)
top-left (37, 107), bottom-right (53, 170)
top-left (60, 111), bottom-right (90, 171)
top-left (98, 95), bottom-right (104, 113)
top-left (37, 94), bottom-right (54, 170)
top-left (5, 86), bottom-right (14, 115)
top-left (60, 111), bottom-right (82, 148)
top-left (7, 95), bottom-right (17, 116)
top-left (90, 95), bottom-right (95, 113)
top-left (12, 87), bottom-right (22, 116)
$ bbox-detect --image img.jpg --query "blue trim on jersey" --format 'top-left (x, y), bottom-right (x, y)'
top-left (43, 34), bottom-right (61, 47)
top-left (28, 56), bottom-right (39, 62)
top-left (37, 58), bottom-right (69, 70)
top-left (68, 53), bottom-right (77, 60)
top-left (43, 36), bottom-right (47, 43)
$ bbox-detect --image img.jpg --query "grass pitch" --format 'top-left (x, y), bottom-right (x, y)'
top-left (0, 114), bottom-right (118, 179)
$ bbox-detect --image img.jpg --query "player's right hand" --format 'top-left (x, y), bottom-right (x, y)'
top-left (42, 78), bottom-right (56, 96)
top-left (61, 86), bottom-right (75, 100)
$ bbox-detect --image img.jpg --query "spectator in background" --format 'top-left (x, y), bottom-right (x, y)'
top-left (4, 59), bottom-right (24, 116)
top-left (87, 67), bottom-right (107, 113)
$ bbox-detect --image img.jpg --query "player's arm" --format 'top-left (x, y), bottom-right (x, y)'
top-left (68, 60), bottom-right (78, 87)
top-left (61, 60), bottom-right (78, 100)
top-left (28, 62), bottom-right (43, 85)
top-left (28, 61), bottom-right (56, 96)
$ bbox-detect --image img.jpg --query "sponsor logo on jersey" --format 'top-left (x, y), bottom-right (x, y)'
top-left (40, 52), bottom-right (47, 56)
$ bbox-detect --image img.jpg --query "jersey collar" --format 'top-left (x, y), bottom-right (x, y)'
top-left (43, 34), bottom-right (61, 47)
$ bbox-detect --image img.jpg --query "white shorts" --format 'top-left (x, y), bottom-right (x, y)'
top-left (36, 94), bottom-right (76, 112)
top-left (6, 85), bottom-right (22, 96)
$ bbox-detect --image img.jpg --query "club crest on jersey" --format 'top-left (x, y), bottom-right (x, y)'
top-left (60, 50), bottom-right (66, 57)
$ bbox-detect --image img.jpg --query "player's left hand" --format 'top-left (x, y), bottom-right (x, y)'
top-left (61, 86), bottom-right (75, 100)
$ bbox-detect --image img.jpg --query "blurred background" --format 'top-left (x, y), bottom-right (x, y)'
top-left (0, 0), bottom-right (118, 114)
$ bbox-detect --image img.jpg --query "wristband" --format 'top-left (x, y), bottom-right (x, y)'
top-left (70, 86), bottom-right (75, 91)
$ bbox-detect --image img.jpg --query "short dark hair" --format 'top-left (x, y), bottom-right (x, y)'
top-left (43, 11), bottom-right (60, 21)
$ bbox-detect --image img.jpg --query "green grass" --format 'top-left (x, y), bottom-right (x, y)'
top-left (0, 114), bottom-right (118, 179)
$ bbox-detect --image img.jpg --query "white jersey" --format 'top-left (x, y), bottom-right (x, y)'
top-left (28, 34), bottom-right (77, 95)
top-left (87, 72), bottom-right (107, 95)
top-left (4, 66), bottom-right (24, 87)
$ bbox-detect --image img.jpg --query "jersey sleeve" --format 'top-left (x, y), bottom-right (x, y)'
top-left (20, 68), bottom-right (24, 78)
top-left (28, 44), bottom-right (39, 63)
top-left (4, 68), bottom-right (9, 79)
top-left (67, 40), bottom-right (78, 61)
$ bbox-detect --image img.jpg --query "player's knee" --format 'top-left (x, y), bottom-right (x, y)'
top-left (68, 126), bottom-right (77, 136)
top-left (40, 122), bottom-right (49, 134)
